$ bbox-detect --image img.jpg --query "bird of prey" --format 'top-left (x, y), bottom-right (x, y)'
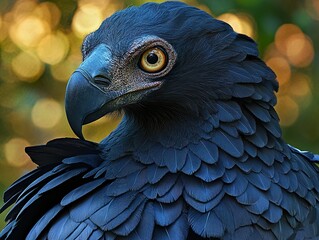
top-left (1, 1), bottom-right (319, 240)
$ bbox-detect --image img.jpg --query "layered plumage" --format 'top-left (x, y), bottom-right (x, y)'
top-left (1, 2), bottom-right (319, 239)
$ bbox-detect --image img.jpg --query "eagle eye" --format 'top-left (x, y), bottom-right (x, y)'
top-left (139, 47), bottom-right (168, 73)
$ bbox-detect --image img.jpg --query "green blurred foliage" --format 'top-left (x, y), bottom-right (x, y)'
top-left (0, 0), bottom-right (318, 229)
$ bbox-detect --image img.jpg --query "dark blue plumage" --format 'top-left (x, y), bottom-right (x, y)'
top-left (1, 1), bottom-right (319, 239)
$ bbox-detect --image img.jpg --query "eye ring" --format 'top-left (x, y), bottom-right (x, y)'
top-left (139, 47), bottom-right (168, 73)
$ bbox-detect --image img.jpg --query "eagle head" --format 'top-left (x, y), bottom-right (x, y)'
top-left (65, 1), bottom-right (278, 139)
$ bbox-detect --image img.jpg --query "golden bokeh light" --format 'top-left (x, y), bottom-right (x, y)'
top-left (286, 34), bottom-right (314, 67)
top-left (72, 4), bottom-right (104, 38)
top-left (218, 14), bottom-right (242, 33)
top-left (36, 31), bottom-right (69, 65)
top-left (275, 24), bottom-right (301, 54)
top-left (34, 2), bottom-right (61, 28)
top-left (83, 115), bottom-right (122, 142)
top-left (9, 15), bottom-right (50, 48)
top-left (8, 0), bottom-right (37, 23)
top-left (4, 138), bottom-right (30, 167)
top-left (217, 13), bottom-right (255, 38)
top-left (102, 3), bottom-right (123, 18)
top-left (289, 73), bottom-right (312, 98)
top-left (11, 51), bottom-right (44, 81)
top-left (237, 14), bottom-right (255, 39)
top-left (31, 98), bottom-right (63, 129)
top-left (274, 24), bottom-right (314, 68)
top-left (50, 59), bottom-right (77, 82)
top-left (276, 96), bottom-right (299, 127)
top-left (78, 0), bottom-right (110, 8)
top-left (265, 24), bottom-right (313, 128)
top-left (266, 57), bottom-right (291, 85)
top-left (71, 1), bottom-right (127, 38)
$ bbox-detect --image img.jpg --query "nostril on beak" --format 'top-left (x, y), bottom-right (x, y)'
top-left (94, 75), bottom-right (111, 87)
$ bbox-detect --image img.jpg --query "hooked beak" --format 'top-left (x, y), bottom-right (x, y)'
top-left (65, 44), bottom-right (162, 139)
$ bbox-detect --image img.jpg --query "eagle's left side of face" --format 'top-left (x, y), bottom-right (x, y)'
top-left (65, 21), bottom-right (178, 137)
top-left (65, 1), bottom-right (278, 139)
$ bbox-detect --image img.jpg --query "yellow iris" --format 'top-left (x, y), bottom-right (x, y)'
top-left (140, 47), bottom-right (167, 73)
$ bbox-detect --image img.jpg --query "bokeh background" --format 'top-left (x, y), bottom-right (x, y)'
top-left (0, 0), bottom-right (318, 228)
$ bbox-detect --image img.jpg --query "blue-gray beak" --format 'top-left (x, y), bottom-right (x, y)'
top-left (65, 44), bottom-right (162, 139)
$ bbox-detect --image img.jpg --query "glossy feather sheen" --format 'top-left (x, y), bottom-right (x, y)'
top-left (2, 2), bottom-right (319, 240)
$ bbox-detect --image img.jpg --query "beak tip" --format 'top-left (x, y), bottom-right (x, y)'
top-left (66, 112), bottom-right (85, 140)
top-left (65, 70), bottom-right (107, 141)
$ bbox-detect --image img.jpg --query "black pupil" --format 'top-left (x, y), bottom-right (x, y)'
top-left (147, 52), bottom-right (159, 64)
